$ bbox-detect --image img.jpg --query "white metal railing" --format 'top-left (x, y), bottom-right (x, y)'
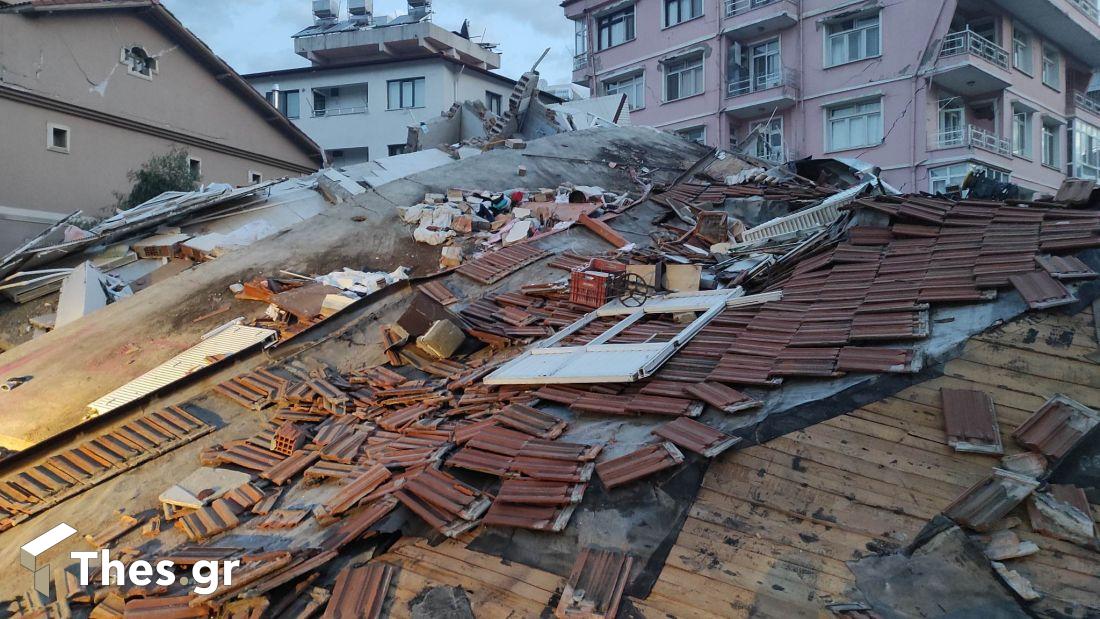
top-left (932, 124), bottom-right (1011, 156)
top-left (1068, 0), bottom-right (1100, 23)
top-left (312, 105), bottom-right (368, 117)
top-left (725, 0), bottom-right (779, 18)
top-left (728, 67), bottom-right (798, 98)
top-left (939, 29), bottom-right (1009, 69)
top-left (1075, 91), bottom-right (1100, 115)
top-left (574, 53), bottom-right (589, 70)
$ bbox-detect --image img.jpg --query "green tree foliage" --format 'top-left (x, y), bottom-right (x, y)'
top-left (116, 146), bottom-right (199, 210)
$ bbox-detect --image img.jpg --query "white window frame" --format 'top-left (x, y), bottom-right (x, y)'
top-left (1012, 26), bottom-right (1033, 75)
top-left (46, 122), bottom-right (70, 154)
top-left (1042, 122), bottom-right (1060, 169)
top-left (387, 77), bottom-right (425, 110)
top-left (604, 72), bottom-right (645, 110)
top-left (664, 0), bottom-right (703, 28)
top-left (929, 163), bottom-right (970, 194)
top-left (575, 18), bottom-right (588, 57)
top-left (1073, 120), bottom-right (1100, 180)
top-left (249, 171), bottom-right (263, 184)
top-left (486, 91), bottom-right (503, 115)
top-left (188, 157), bottom-right (202, 179)
top-left (1013, 108), bottom-right (1033, 158)
top-left (1042, 46), bottom-right (1060, 90)
top-left (120, 45), bottom-right (158, 80)
top-left (596, 5), bottom-right (636, 51)
top-left (824, 11), bottom-right (881, 68)
top-left (938, 97), bottom-right (965, 147)
top-left (664, 53), bottom-right (705, 102)
top-left (675, 125), bottom-right (707, 145)
top-left (825, 98), bottom-right (883, 152)
top-left (749, 117), bottom-right (784, 161)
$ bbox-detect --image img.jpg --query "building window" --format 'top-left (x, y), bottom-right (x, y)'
top-left (825, 12), bottom-right (880, 67)
top-left (665, 54), bottom-right (704, 101)
top-left (929, 163), bottom-right (971, 194)
top-left (249, 171), bottom-right (263, 184)
top-left (826, 99), bottom-right (882, 151)
top-left (486, 91), bottom-right (503, 116)
top-left (675, 126), bottom-right (706, 145)
top-left (46, 123), bottom-right (70, 154)
top-left (1042, 46), bottom-right (1060, 89)
top-left (1013, 27), bottom-right (1033, 74)
top-left (597, 5), bottom-right (635, 50)
top-left (750, 118), bottom-right (784, 162)
top-left (1073, 120), bottom-right (1100, 180)
top-left (1042, 122), bottom-right (1060, 168)
top-left (121, 45), bottom-right (158, 78)
top-left (388, 144), bottom-right (406, 156)
top-left (1013, 108), bottom-right (1032, 157)
top-left (387, 77), bottom-right (424, 110)
top-left (314, 89), bottom-right (327, 116)
top-left (575, 18), bottom-right (588, 56)
top-left (938, 97), bottom-right (965, 147)
top-left (665, 0), bottom-right (702, 27)
top-left (188, 157), bottom-right (201, 179)
top-left (604, 73), bottom-right (645, 110)
top-left (267, 90), bottom-right (300, 119)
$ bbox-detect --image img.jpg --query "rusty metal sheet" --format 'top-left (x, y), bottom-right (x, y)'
top-left (940, 388), bottom-right (1003, 455)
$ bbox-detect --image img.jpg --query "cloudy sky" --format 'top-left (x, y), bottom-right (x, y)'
top-left (161, 0), bottom-right (575, 84)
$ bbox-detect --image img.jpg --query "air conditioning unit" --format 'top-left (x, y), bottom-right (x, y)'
top-left (348, 0), bottom-right (372, 15)
top-left (312, 0), bottom-right (339, 20)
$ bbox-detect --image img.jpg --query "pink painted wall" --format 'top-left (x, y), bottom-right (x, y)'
top-left (566, 0), bottom-right (1100, 194)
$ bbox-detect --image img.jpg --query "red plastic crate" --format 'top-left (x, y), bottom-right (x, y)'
top-left (570, 271), bottom-right (612, 308)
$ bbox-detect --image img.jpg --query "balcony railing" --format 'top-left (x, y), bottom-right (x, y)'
top-left (1069, 0), bottom-right (1100, 23)
top-left (728, 68), bottom-right (798, 98)
top-left (312, 105), bottom-right (368, 118)
top-left (574, 53), bottom-right (589, 70)
top-left (939, 29), bottom-right (1009, 70)
top-left (725, 0), bottom-right (779, 18)
top-left (1074, 91), bottom-right (1100, 116)
top-left (932, 125), bottom-right (1011, 156)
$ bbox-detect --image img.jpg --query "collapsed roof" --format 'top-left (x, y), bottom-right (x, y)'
top-left (0, 123), bottom-right (1098, 618)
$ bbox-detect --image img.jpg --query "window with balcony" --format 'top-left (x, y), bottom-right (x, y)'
top-left (826, 99), bottom-right (882, 151)
top-left (486, 91), bottom-right (503, 115)
top-left (1073, 120), bottom-right (1100, 180)
top-left (1042, 46), bottom-right (1061, 89)
top-left (387, 77), bottom-right (424, 110)
top-left (930, 163), bottom-right (1009, 194)
top-left (604, 73), bottom-right (645, 110)
top-left (1012, 26), bottom-right (1033, 75)
top-left (824, 13), bottom-right (880, 67)
top-left (665, 0), bottom-right (702, 27)
top-left (1042, 122), bottom-right (1060, 168)
top-left (311, 84), bottom-right (368, 117)
top-left (597, 6), bottom-right (635, 50)
top-left (750, 118), bottom-right (784, 162)
top-left (1012, 108), bottom-right (1033, 157)
top-left (676, 125), bottom-right (706, 145)
top-left (938, 97), bottom-right (965, 147)
top-left (575, 19), bottom-right (588, 57)
top-left (730, 38), bottom-right (780, 96)
top-left (665, 54), bottom-right (704, 101)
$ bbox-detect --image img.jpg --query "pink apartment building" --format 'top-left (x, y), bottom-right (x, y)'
top-left (563, 0), bottom-right (1100, 195)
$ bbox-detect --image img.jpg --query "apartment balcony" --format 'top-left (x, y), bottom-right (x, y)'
top-left (311, 105), bottom-right (368, 118)
top-left (725, 68), bottom-right (799, 119)
top-left (929, 29), bottom-right (1011, 97)
top-left (930, 125), bottom-right (1012, 159)
top-left (722, 0), bottom-right (797, 40)
top-left (573, 53), bottom-right (589, 71)
top-left (1069, 91), bottom-right (1100, 124)
top-left (986, 0), bottom-right (1100, 66)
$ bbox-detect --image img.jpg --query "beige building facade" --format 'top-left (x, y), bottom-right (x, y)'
top-left (0, 0), bottom-right (323, 251)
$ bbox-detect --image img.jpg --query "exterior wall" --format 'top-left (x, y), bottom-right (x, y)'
top-left (0, 10), bottom-right (318, 220)
top-left (245, 59), bottom-right (516, 163)
top-left (0, 98), bottom-right (294, 218)
top-left (566, 0), bottom-right (1100, 195)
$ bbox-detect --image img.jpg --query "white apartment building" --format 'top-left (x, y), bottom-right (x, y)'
top-left (245, 1), bottom-right (537, 167)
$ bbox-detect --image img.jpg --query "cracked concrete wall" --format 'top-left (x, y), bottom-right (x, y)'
top-left (0, 11), bottom-right (315, 218)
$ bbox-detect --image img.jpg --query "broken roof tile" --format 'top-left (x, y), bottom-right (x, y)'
top-left (1009, 271), bottom-right (1077, 310)
top-left (323, 562), bottom-right (396, 619)
top-left (941, 388), bottom-right (1003, 455)
top-left (596, 442), bottom-right (684, 490)
top-left (1013, 394), bottom-right (1100, 460)
top-left (555, 548), bottom-right (633, 619)
top-left (653, 417), bottom-right (740, 457)
top-left (682, 382), bottom-right (761, 413)
top-left (943, 468), bottom-right (1039, 531)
